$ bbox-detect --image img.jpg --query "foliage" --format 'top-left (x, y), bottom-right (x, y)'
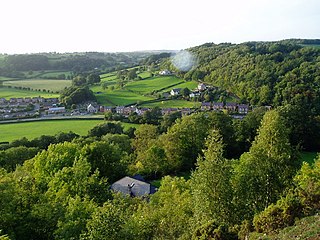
top-left (60, 85), bottom-right (96, 106)
top-left (233, 110), bottom-right (300, 220)
top-left (88, 122), bottom-right (123, 138)
top-left (191, 130), bottom-right (235, 228)
top-left (253, 193), bottom-right (303, 233)
top-left (294, 155), bottom-right (320, 214)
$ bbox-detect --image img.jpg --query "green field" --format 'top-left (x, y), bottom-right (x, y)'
top-left (125, 76), bottom-right (184, 94)
top-left (92, 75), bottom-right (198, 106)
top-left (36, 71), bottom-right (72, 79)
top-left (140, 99), bottom-right (201, 108)
top-left (0, 119), bottom-right (140, 143)
top-left (3, 79), bottom-right (72, 92)
top-left (138, 71), bottom-right (152, 79)
top-left (174, 81), bottom-right (198, 90)
top-left (0, 76), bottom-right (17, 81)
top-left (0, 87), bottom-right (60, 99)
top-left (101, 74), bottom-right (118, 82)
top-left (100, 72), bottom-right (116, 78)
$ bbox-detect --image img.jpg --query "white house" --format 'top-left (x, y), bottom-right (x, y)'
top-left (48, 107), bottom-right (66, 114)
top-left (87, 104), bottom-right (97, 113)
top-left (170, 88), bottom-right (181, 96)
top-left (159, 70), bottom-right (171, 75)
top-left (197, 83), bottom-right (206, 91)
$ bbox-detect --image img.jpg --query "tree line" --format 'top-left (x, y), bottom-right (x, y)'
top-left (1, 106), bottom-right (320, 239)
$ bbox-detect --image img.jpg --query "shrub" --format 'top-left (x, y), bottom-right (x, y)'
top-left (253, 193), bottom-right (303, 233)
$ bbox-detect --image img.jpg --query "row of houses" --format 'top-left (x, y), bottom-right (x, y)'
top-left (0, 97), bottom-right (59, 105)
top-left (201, 102), bottom-right (249, 114)
top-left (102, 106), bottom-right (194, 116)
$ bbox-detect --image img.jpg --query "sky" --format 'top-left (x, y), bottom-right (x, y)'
top-left (0, 0), bottom-right (319, 54)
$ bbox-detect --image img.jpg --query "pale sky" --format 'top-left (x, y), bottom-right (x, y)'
top-left (0, 0), bottom-right (319, 54)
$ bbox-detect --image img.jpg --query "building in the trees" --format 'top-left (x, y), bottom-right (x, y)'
top-left (111, 175), bottom-right (157, 197)
top-left (197, 83), bottom-right (207, 91)
top-left (238, 104), bottom-right (249, 114)
top-left (201, 102), bottom-right (211, 111)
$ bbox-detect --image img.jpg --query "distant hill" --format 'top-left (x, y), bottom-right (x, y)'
top-left (160, 39), bottom-right (320, 110)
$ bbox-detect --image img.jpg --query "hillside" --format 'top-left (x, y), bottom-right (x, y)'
top-left (250, 214), bottom-right (320, 240)
top-left (162, 40), bottom-right (320, 110)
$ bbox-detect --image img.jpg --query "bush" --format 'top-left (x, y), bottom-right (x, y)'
top-left (192, 220), bottom-right (237, 240)
top-left (253, 193), bottom-right (303, 233)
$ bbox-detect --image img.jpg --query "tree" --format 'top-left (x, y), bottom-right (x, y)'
top-left (191, 130), bottom-right (235, 228)
top-left (182, 87), bottom-right (191, 98)
top-left (86, 73), bottom-right (101, 84)
top-left (82, 141), bottom-right (126, 182)
top-left (88, 122), bottom-right (123, 138)
top-left (127, 69), bottom-right (137, 80)
top-left (233, 110), bottom-right (300, 221)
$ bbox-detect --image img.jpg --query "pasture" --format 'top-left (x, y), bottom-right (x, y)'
top-left (125, 76), bottom-right (184, 94)
top-left (0, 119), bottom-right (140, 143)
top-left (3, 79), bottom-right (72, 92)
top-left (0, 87), bottom-right (59, 99)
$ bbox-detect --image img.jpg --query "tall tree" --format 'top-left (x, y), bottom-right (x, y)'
top-left (233, 110), bottom-right (299, 220)
top-left (191, 129), bottom-right (234, 228)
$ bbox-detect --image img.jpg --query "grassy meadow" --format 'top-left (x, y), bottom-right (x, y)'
top-left (0, 87), bottom-right (60, 99)
top-left (125, 76), bottom-right (184, 94)
top-left (0, 119), bottom-right (140, 143)
top-left (93, 73), bottom-right (198, 107)
top-left (3, 79), bottom-right (72, 92)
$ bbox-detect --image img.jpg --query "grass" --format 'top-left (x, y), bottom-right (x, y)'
top-left (0, 119), bottom-right (140, 143)
top-left (138, 71), bottom-right (152, 79)
top-left (140, 99), bottom-right (200, 108)
top-left (0, 76), bottom-right (17, 81)
top-left (3, 79), bottom-right (72, 92)
top-left (101, 75), bottom-right (118, 82)
top-left (0, 87), bottom-right (60, 99)
top-left (173, 81), bottom-right (198, 90)
top-left (249, 214), bottom-right (320, 240)
top-left (125, 76), bottom-right (184, 95)
top-left (36, 71), bottom-right (72, 79)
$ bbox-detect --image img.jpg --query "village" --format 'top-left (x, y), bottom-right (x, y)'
top-left (0, 82), bottom-right (251, 121)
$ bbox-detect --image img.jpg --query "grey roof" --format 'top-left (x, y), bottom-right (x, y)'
top-left (111, 176), bottom-right (157, 197)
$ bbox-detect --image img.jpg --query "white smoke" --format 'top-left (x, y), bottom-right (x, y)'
top-left (171, 50), bottom-right (197, 72)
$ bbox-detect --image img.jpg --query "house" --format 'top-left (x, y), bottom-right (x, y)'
top-left (238, 104), bottom-right (249, 114)
top-left (212, 102), bottom-right (224, 111)
top-left (111, 175), bottom-right (157, 197)
top-left (161, 108), bottom-right (178, 115)
top-left (225, 102), bottom-right (237, 112)
top-left (87, 104), bottom-right (97, 113)
top-left (48, 107), bottom-right (66, 114)
top-left (159, 69), bottom-right (171, 75)
top-left (116, 106), bottom-right (125, 115)
top-left (103, 106), bottom-right (114, 113)
top-left (0, 98), bottom-right (7, 104)
top-left (123, 106), bottom-right (136, 116)
top-left (170, 88), bottom-right (181, 96)
top-left (9, 98), bottom-right (17, 104)
top-left (136, 107), bottom-right (151, 116)
top-left (197, 83), bottom-right (206, 91)
top-left (24, 97), bottom-right (32, 103)
top-left (189, 91), bottom-right (200, 98)
top-left (201, 102), bottom-right (211, 111)
top-left (181, 108), bottom-right (192, 116)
